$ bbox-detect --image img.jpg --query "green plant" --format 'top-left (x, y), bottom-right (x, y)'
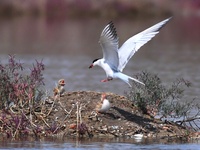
top-left (125, 71), bottom-right (200, 130)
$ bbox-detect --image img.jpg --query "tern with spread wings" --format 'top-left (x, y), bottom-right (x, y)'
top-left (89, 18), bottom-right (171, 87)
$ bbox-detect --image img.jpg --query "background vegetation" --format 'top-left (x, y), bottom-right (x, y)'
top-left (0, 0), bottom-right (199, 18)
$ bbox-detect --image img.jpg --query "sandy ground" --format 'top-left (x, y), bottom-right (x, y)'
top-left (39, 91), bottom-right (196, 141)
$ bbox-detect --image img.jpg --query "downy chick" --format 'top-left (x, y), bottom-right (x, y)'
top-left (53, 79), bottom-right (65, 98)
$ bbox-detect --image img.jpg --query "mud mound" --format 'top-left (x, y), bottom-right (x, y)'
top-left (42, 91), bottom-right (190, 140)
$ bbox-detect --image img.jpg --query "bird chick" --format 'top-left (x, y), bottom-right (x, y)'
top-left (53, 79), bottom-right (65, 98)
top-left (95, 93), bottom-right (111, 113)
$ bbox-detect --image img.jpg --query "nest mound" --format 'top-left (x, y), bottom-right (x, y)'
top-left (43, 91), bottom-right (191, 139)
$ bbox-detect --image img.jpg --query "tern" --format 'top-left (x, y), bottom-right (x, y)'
top-left (95, 93), bottom-right (111, 113)
top-left (89, 18), bottom-right (171, 87)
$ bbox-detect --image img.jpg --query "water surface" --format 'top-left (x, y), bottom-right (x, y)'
top-left (0, 137), bottom-right (200, 150)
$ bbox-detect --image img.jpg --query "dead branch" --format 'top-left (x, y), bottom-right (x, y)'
top-left (76, 101), bottom-right (79, 137)
top-left (176, 116), bottom-right (200, 124)
top-left (46, 97), bottom-right (56, 116)
top-left (52, 103), bottom-right (75, 134)
top-left (13, 117), bottom-right (21, 138)
top-left (58, 100), bottom-right (70, 114)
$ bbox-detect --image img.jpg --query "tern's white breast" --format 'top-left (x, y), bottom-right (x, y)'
top-left (99, 60), bottom-right (114, 77)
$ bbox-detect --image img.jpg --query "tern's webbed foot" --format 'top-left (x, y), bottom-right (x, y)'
top-left (101, 79), bottom-right (108, 82)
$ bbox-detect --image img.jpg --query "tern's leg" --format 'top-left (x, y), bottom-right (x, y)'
top-left (101, 77), bottom-right (113, 82)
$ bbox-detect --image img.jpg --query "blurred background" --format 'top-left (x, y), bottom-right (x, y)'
top-left (0, 0), bottom-right (199, 100)
top-left (0, 0), bottom-right (199, 18)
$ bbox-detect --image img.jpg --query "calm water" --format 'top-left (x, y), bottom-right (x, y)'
top-left (0, 137), bottom-right (200, 150)
top-left (0, 16), bottom-right (200, 149)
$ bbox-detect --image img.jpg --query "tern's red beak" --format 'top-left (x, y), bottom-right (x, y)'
top-left (89, 64), bottom-right (93, 69)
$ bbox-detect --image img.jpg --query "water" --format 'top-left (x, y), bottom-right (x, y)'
top-left (0, 16), bottom-right (200, 148)
top-left (0, 137), bottom-right (200, 150)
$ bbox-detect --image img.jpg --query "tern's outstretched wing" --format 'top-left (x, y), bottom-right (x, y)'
top-left (118, 17), bottom-right (171, 72)
top-left (99, 22), bottom-right (119, 71)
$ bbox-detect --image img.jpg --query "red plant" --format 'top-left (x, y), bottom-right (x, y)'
top-left (0, 55), bottom-right (45, 109)
top-left (0, 55), bottom-right (46, 138)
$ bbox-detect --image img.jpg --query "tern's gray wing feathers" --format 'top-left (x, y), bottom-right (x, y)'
top-left (99, 22), bottom-right (119, 71)
top-left (118, 17), bottom-right (171, 72)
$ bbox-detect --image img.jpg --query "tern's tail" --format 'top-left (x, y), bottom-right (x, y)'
top-left (114, 72), bottom-right (145, 87)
